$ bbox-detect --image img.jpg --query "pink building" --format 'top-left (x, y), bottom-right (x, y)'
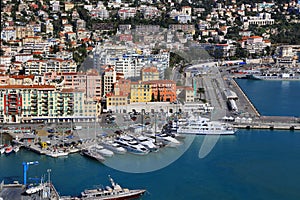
top-left (43, 69), bottom-right (102, 100)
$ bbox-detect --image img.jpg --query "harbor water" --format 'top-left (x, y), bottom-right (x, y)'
top-left (1, 80), bottom-right (300, 200)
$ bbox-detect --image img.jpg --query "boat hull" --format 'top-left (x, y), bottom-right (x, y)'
top-left (82, 189), bottom-right (146, 200)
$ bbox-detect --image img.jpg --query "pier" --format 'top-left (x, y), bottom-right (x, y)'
top-left (189, 64), bottom-right (300, 131)
top-left (0, 182), bottom-right (60, 200)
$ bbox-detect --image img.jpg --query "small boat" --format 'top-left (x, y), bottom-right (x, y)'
top-left (5, 145), bottom-right (13, 154)
top-left (80, 175), bottom-right (146, 200)
top-left (13, 145), bottom-right (20, 153)
top-left (0, 145), bottom-right (5, 154)
top-left (26, 183), bottom-right (46, 194)
top-left (46, 149), bottom-right (69, 158)
top-left (101, 141), bottom-right (127, 154)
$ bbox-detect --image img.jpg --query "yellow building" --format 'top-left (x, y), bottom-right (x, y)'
top-left (130, 81), bottom-right (152, 103)
top-left (106, 93), bottom-right (128, 113)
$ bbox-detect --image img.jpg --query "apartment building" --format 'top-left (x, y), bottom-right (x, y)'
top-left (143, 80), bottom-right (177, 102)
top-left (102, 65), bottom-right (117, 97)
top-left (24, 59), bottom-right (77, 75)
top-left (106, 93), bottom-right (128, 113)
top-left (43, 69), bottom-right (102, 100)
top-left (141, 66), bottom-right (160, 81)
top-left (130, 81), bottom-right (152, 103)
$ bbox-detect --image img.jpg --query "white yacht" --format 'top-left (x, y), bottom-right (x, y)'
top-left (46, 149), bottom-right (69, 158)
top-left (136, 135), bottom-right (159, 152)
top-left (115, 135), bottom-right (149, 155)
top-left (155, 133), bottom-right (181, 147)
top-left (93, 145), bottom-right (114, 157)
top-left (177, 116), bottom-right (236, 135)
top-left (101, 140), bottom-right (127, 154)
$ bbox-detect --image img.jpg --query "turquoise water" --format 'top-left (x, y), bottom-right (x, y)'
top-left (1, 80), bottom-right (300, 200)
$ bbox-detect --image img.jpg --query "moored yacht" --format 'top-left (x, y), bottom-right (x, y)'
top-left (136, 135), bottom-right (159, 152)
top-left (93, 145), bottom-right (114, 157)
top-left (101, 140), bottom-right (127, 154)
top-left (115, 135), bottom-right (149, 155)
top-left (155, 133), bottom-right (181, 147)
top-left (177, 116), bottom-right (236, 135)
top-left (81, 148), bottom-right (105, 162)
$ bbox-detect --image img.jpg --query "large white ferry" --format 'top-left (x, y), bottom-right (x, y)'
top-left (247, 72), bottom-right (300, 80)
top-left (177, 117), bottom-right (236, 135)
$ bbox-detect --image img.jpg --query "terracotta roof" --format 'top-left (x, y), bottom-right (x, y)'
top-left (9, 75), bottom-right (35, 80)
top-left (249, 36), bottom-right (262, 39)
top-left (142, 80), bottom-right (176, 84)
top-left (142, 66), bottom-right (158, 73)
top-left (0, 85), bottom-right (55, 89)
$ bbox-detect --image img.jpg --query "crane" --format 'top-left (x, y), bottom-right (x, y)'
top-left (22, 161), bottom-right (39, 185)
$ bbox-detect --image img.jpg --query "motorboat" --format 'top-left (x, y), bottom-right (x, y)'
top-left (46, 149), bottom-right (69, 158)
top-left (155, 133), bottom-right (181, 147)
top-left (100, 141), bottom-right (127, 154)
top-left (81, 148), bottom-right (105, 162)
top-left (93, 145), bottom-right (114, 157)
top-left (177, 116), bottom-right (236, 135)
top-left (136, 135), bottom-right (159, 152)
top-left (26, 183), bottom-right (46, 194)
top-left (5, 145), bottom-right (13, 154)
top-left (115, 135), bottom-right (149, 155)
top-left (13, 145), bottom-right (20, 153)
top-left (80, 176), bottom-right (146, 200)
top-left (0, 145), bottom-right (5, 154)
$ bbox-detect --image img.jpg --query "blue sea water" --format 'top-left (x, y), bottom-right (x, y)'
top-left (1, 80), bottom-right (300, 200)
top-left (235, 79), bottom-right (300, 117)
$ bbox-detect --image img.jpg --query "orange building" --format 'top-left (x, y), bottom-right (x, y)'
top-left (143, 80), bottom-right (176, 102)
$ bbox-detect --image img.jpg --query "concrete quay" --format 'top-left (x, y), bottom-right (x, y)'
top-left (189, 64), bottom-right (300, 131)
top-left (0, 182), bottom-right (60, 200)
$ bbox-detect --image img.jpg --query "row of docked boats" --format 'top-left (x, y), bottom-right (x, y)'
top-left (80, 131), bottom-right (183, 161)
top-left (0, 144), bottom-right (20, 155)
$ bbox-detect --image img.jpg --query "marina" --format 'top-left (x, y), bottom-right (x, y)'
top-left (1, 64), bottom-right (300, 199)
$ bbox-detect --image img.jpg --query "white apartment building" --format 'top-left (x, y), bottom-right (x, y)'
top-left (1, 27), bottom-right (16, 41)
top-left (118, 7), bottom-right (137, 19)
top-left (24, 59), bottom-right (77, 75)
top-left (242, 13), bottom-right (274, 29)
top-left (93, 45), bottom-right (169, 79)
